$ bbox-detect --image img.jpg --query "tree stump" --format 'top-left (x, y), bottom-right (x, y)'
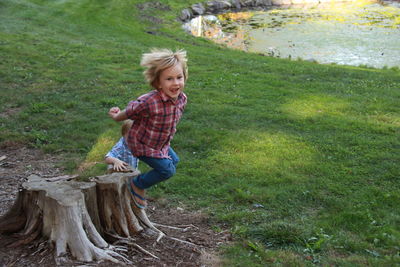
top-left (0, 171), bottom-right (161, 263)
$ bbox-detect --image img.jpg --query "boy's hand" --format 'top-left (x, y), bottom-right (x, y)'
top-left (108, 107), bottom-right (121, 119)
top-left (108, 107), bottom-right (128, 121)
top-left (113, 159), bottom-right (129, 172)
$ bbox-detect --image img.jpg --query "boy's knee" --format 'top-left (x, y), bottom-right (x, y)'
top-left (159, 163), bottom-right (176, 180)
top-left (173, 156), bottom-right (180, 166)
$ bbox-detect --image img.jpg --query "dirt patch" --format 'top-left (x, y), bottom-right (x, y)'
top-left (0, 146), bottom-right (64, 217)
top-left (0, 107), bottom-right (22, 119)
top-left (0, 146), bottom-right (230, 266)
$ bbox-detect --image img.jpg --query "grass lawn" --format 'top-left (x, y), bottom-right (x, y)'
top-left (1, 0), bottom-right (399, 265)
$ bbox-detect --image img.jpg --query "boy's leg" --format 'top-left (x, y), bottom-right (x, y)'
top-left (134, 147), bottom-right (179, 189)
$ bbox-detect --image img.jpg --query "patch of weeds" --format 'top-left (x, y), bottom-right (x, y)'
top-left (333, 210), bottom-right (372, 232)
top-left (29, 129), bottom-right (51, 146)
top-left (231, 188), bottom-right (256, 203)
top-left (246, 240), bottom-right (265, 254)
top-left (62, 101), bottom-right (77, 109)
top-left (249, 221), bottom-right (305, 247)
top-left (211, 225), bottom-right (224, 233)
top-left (222, 241), bottom-right (304, 266)
top-left (220, 209), bottom-right (257, 224)
top-left (232, 224), bottom-right (249, 237)
top-left (48, 107), bottom-right (65, 115)
top-left (27, 102), bottom-right (51, 113)
top-left (304, 228), bottom-right (332, 252)
top-left (365, 248), bottom-right (381, 258)
top-left (303, 228), bottom-right (333, 264)
top-left (374, 228), bottom-right (400, 248)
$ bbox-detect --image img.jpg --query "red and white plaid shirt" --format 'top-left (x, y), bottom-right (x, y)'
top-left (125, 90), bottom-right (187, 159)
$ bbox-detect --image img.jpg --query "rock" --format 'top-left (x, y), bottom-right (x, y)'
top-left (271, 0), bottom-right (291, 5)
top-left (191, 3), bottom-right (206, 15)
top-left (206, 0), bottom-right (232, 13)
top-left (231, 0), bottom-right (242, 9)
top-left (180, 8), bottom-right (193, 21)
top-left (255, 0), bottom-right (273, 6)
top-left (241, 0), bottom-right (256, 7)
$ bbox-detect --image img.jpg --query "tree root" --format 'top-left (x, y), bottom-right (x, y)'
top-left (110, 234), bottom-right (160, 260)
top-left (153, 223), bottom-right (199, 231)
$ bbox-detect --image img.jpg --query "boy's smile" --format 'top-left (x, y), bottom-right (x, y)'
top-left (158, 64), bottom-right (185, 100)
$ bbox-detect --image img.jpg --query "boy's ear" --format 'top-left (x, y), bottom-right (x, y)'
top-left (152, 80), bottom-right (160, 90)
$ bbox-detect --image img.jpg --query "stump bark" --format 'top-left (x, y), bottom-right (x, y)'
top-left (0, 171), bottom-right (161, 263)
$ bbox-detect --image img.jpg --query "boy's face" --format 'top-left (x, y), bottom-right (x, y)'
top-left (158, 64), bottom-right (185, 100)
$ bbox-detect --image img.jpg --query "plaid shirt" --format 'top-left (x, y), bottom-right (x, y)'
top-left (105, 137), bottom-right (139, 169)
top-left (125, 90), bottom-right (187, 159)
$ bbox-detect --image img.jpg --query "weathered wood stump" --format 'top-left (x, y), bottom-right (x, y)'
top-left (0, 171), bottom-right (162, 263)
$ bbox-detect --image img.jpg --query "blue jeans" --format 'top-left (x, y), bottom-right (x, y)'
top-left (133, 147), bottom-right (179, 189)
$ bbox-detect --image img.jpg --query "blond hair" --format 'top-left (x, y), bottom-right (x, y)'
top-left (121, 120), bottom-right (133, 136)
top-left (140, 48), bottom-right (188, 89)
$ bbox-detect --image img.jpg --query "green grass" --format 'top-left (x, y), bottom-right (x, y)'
top-left (1, 0), bottom-right (400, 265)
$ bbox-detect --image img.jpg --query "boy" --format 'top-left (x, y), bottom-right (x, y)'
top-left (108, 48), bottom-right (188, 209)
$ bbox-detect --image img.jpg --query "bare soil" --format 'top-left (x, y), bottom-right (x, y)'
top-left (0, 146), bottom-right (230, 266)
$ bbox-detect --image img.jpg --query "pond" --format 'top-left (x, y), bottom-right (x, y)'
top-left (184, 0), bottom-right (400, 68)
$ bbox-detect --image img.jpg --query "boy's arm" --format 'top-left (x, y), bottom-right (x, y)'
top-left (108, 107), bottom-right (128, 122)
